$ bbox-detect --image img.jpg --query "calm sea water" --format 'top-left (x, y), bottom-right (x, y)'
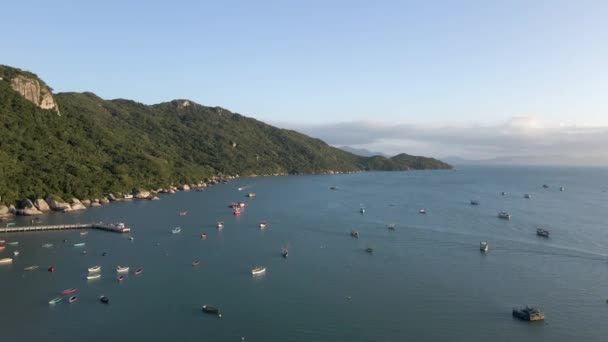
top-left (1, 166), bottom-right (608, 341)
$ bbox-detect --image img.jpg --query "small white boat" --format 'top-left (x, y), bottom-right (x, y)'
top-left (171, 227), bottom-right (181, 234)
top-left (24, 265), bottom-right (39, 271)
top-left (88, 265), bottom-right (102, 273)
top-left (116, 266), bottom-right (130, 273)
top-left (216, 222), bottom-right (224, 229)
top-left (80, 231), bottom-right (88, 236)
top-left (524, 194), bottom-right (531, 199)
top-left (360, 208), bottom-right (366, 214)
top-left (238, 187), bottom-right (243, 191)
top-left (251, 266), bottom-right (266, 275)
top-left (129, 236), bottom-right (134, 241)
top-left (498, 211), bottom-right (511, 220)
top-left (419, 209), bottom-right (427, 214)
top-left (124, 194), bottom-right (134, 199)
top-left (73, 242), bottom-right (86, 247)
top-left (480, 241), bottom-right (489, 252)
top-left (42, 243), bottom-right (53, 248)
top-left (7, 241), bottom-right (19, 246)
top-left (13, 251), bottom-right (19, 256)
top-left (259, 222), bottom-right (267, 229)
top-left (0, 258), bottom-right (13, 264)
top-left (560, 187), bottom-right (565, 192)
top-left (87, 274), bottom-right (101, 280)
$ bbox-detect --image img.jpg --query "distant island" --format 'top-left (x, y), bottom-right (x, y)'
top-left (0, 65), bottom-right (451, 213)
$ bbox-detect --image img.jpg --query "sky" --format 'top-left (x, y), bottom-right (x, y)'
top-left (3, 0), bottom-right (608, 163)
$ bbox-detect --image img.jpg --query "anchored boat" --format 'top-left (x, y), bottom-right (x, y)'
top-left (100, 296), bottom-right (110, 304)
top-left (68, 296), bottom-right (78, 303)
top-left (202, 305), bottom-right (221, 317)
top-left (259, 222), bottom-right (267, 229)
top-left (24, 265), bottom-right (39, 271)
top-left (171, 227), bottom-right (181, 234)
top-left (88, 265), bottom-right (101, 273)
top-left (536, 228), bottom-right (550, 238)
top-left (73, 242), bottom-right (86, 247)
top-left (87, 274), bottom-right (101, 280)
top-left (134, 268), bottom-right (143, 275)
top-left (116, 266), bottom-right (130, 273)
top-left (48, 297), bottom-right (62, 305)
top-left (251, 266), bottom-right (266, 275)
top-left (61, 288), bottom-right (78, 296)
top-left (281, 247), bottom-right (289, 258)
top-left (216, 222), bottom-right (224, 229)
top-left (351, 230), bottom-right (359, 238)
top-left (480, 241), bottom-right (489, 252)
top-left (0, 258), bottom-right (13, 264)
top-left (498, 211), bottom-right (511, 220)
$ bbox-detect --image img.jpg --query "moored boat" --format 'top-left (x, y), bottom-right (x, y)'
top-left (216, 221), bottom-right (224, 229)
top-left (201, 233), bottom-right (207, 239)
top-left (100, 296), bottom-right (110, 304)
top-left (134, 268), bottom-right (143, 275)
top-left (24, 265), bottom-right (39, 271)
top-left (42, 243), bottom-right (53, 248)
top-left (388, 224), bottom-right (396, 231)
top-left (48, 297), bottom-right (62, 305)
top-left (48, 266), bottom-right (55, 272)
top-left (360, 207), bottom-right (366, 214)
top-left (171, 227), bottom-right (181, 234)
top-left (480, 241), bottom-right (489, 252)
top-left (281, 247), bottom-right (289, 258)
top-left (7, 241), bottom-right (19, 246)
top-left (116, 266), bottom-right (130, 273)
top-left (512, 306), bottom-right (545, 321)
top-left (80, 231), bottom-right (88, 236)
top-left (68, 296), bottom-right (77, 303)
top-left (61, 288), bottom-right (78, 296)
top-left (524, 194), bottom-right (531, 199)
top-left (542, 184), bottom-right (549, 189)
top-left (88, 265), bottom-right (101, 273)
top-left (560, 186), bottom-right (565, 191)
top-left (117, 275), bottom-right (125, 282)
top-left (351, 230), bottom-right (359, 238)
top-left (501, 191), bottom-right (507, 196)
top-left (0, 246), bottom-right (4, 251)
top-left (366, 247), bottom-right (374, 253)
top-left (251, 266), bottom-right (266, 275)
top-left (419, 209), bottom-right (426, 214)
top-left (498, 211), bottom-right (511, 220)
top-left (87, 274), bottom-right (101, 280)
top-left (0, 258), bottom-right (13, 264)
top-left (536, 228), bottom-right (550, 238)
top-left (233, 208), bottom-right (241, 216)
top-left (73, 242), bottom-right (86, 247)
top-left (259, 222), bottom-right (267, 229)
top-left (470, 200), bottom-right (479, 205)
top-left (179, 211), bottom-right (188, 216)
top-left (13, 251), bottom-right (19, 256)
top-left (246, 193), bottom-right (256, 198)
top-left (192, 260), bottom-right (200, 266)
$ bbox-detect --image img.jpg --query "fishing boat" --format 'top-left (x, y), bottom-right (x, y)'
top-left (13, 251), bottom-right (19, 256)
top-left (201, 233), bottom-right (207, 239)
top-left (536, 228), bottom-right (550, 238)
top-left (259, 222), bottom-right (267, 229)
top-left (124, 194), bottom-right (134, 199)
top-left (61, 288), bottom-right (78, 296)
top-left (116, 266), bottom-right (130, 273)
top-left (560, 186), bottom-right (565, 191)
top-left (524, 194), bottom-right (531, 199)
top-left (329, 186), bottom-right (338, 190)
top-left (202, 305), bottom-right (221, 316)
top-left (217, 222), bottom-right (224, 229)
top-left (134, 268), bottom-right (143, 275)
top-left (366, 247), bottom-right (374, 253)
top-left (470, 200), bottom-right (479, 205)
top-left (48, 297), bottom-right (62, 305)
top-left (117, 275), bottom-right (125, 282)
top-left (360, 207), bottom-right (366, 214)
top-left (498, 211), bottom-right (511, 220)
top-left (100, 296), bottom-right (110, 304)
top-left (251, 266), bottom-right (266, 275)
top-left (7, 241), bottom-right (19, 246)
top-left (171, 227), bottom-right (181, 234)
top-left (480, 241), bottom-right (489, 252)
top-left (73, 242), bottom-right (86, 247)
top-left (351, 230), bottom-right (359, 238)
top-left (512, 306), bottom-right (545, 321)
top-left (281, 247), bottom-right (289, 258)
top-left (239, 202), bottom-right (248, 208)
top-left (42, 243), bottom-right (53, 248)
top-left (48, 266), bottom-right (55, 272)
top-left (192, 260), bottom-right (200, 266)
top-left (0, 258), bottom-right (13, 264)
top-left (419, 209), bottom-right (427, 214)
top-left (87, 274), bottom-right (101, 280)
top-left (542, 184), bottom-right (549, 189)
top-left (246, 193), bottom-right (256, 198)
top-left (80, 231), bottom-right (88, 236)
top-left (233, 208), bottom-right (241, 216)
top-left (24, 265), bottom-right (39, 271)
top-left (68, 296), bottom-right (77, 304)
top-left (179, 211), bottom-right (188, 216)
top-left (88, 265), bottom-right (101, 273)
top-left (388, 224), bottom-right (396, 231)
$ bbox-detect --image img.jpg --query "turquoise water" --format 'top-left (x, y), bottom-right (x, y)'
top-left (1, 166), bottom-right (608, 341)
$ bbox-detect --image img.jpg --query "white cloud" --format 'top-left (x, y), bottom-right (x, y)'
top-left (280, 117), bottom-right (608, 165)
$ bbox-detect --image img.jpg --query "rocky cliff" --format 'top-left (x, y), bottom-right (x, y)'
top-left (0, 65), bottom-right (60, 114)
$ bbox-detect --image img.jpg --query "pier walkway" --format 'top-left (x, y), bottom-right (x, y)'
top-left (0, 222), bottom-right (131, 234)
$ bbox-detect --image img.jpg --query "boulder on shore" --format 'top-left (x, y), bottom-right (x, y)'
top-left (134, 190), bottom-right (151, 199)
top-left (71, 203), bottom-right (86, 211)
top-left (0, 205), bottom-right (9, 215)
top-left (17, 207), bottom-right (43, 216)
top-left (34, 198), bottom-right (50, 212)
top-left (9, 205), bottom-right (17, 214)
top-left (90, 202), bottom-right (101, 207)
top-left (18, 198), bottom-right (35, 210)
top-left (107, 193), bottom-right (117, 201)
top-left (100, 197), bottom-right (110, 205)
top-left (179, 184), bottom-right (191, 191)
top-left (45, 196), bottom-right (72, 212)
top-left (151, 196), bottom-right (160, 201)
top-left (70, 198), bottom-right (81, 204)
top-left (81, 199), bottom-right (91, 207)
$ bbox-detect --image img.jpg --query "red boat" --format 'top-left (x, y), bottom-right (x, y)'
top-left (201, 233), bottom-right (207, 240)
top-left (48, 266), bottom-right (56, 272)
top-left (233, 209), bottom-right (241, 216)
top-left (61, 288), bottom-right (77, 295)
top-left (134, 268), bottom-right (143, 275)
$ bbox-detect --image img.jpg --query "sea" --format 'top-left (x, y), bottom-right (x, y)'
top-left (1, 166), bottom-right (607, 342)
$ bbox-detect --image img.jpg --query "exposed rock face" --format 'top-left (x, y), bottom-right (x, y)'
top-left (90, 202), bottom-right (101, 207)
top-left (100, 197), bottom-right (110, 205)
top-left (81, 199), bottom-right (91, 207)
top-left (134, 190), bottom-right (151, 199)
top-left (70, 198), bottom-right (81, 204)
top-left (17, 207), bottom-right (43, 216)
top-left (151, 196), bottom-right (160, 201)
top-left (34, 198), bottom-right (50, 212)
top-left (71, 202), bottom-right (86, 211)
top-left (45, 196), bottom-right (72, 211)
top-left (107, 193), bottom-right (117, 201)
top-left (179, 184), bottom-right (190, 191)
top-left (9, 205), bottom-right (16, 214)
top-left (10, 75), bottom-right (59, 113)
top-left (0, 205), bottom-right (9, 215)
top-left (18, 198), bottom-right (35, 210)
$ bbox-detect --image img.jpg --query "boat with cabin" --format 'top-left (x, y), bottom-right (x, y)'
top-left (251, 266), bottom-right (266, 275)
top-left (480, 241), bottom-right (489, 252)
top-left (217, 222), bottom-right (224, 229)
top-left (419, 209), bottom-right (426, 214)
top-left (202, 305), bottom-right (221, 316)
top-left (171, 227), bottom-right (181, 234)
top-left (498, 211), bottom-right (511, 220)
top-left (68, 296), bottom-right (77, 303)
top-left (0, 258), bottom-right (13, 264)
top-left (88, 265), bottom-right (101, 273)
top-left (512, 306), bottom-right (545, 321)
top-left (246, 193), bottom-right (256, 198)
top-left (87, 274), bottom-right (101, 280)
top-left (116, 266), bottom-right (130, 273)
top-left (536, 228), bottom-right (550, 237)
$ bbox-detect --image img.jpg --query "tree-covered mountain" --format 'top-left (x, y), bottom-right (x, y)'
top-left (0, 65), bottom-right (451, 204)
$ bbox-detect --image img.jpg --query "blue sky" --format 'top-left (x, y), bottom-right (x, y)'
top-left (4, 1), bottom-right (608, 161)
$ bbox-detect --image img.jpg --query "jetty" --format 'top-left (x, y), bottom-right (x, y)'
top-left (0, 222), bottom-right (130, 234)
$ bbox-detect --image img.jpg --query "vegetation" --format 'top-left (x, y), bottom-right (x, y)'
top-left (0, 65), bottom-right (451, 204)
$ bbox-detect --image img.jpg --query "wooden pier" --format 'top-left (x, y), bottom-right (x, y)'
top-left (0, 222), bottom-right (131, 234)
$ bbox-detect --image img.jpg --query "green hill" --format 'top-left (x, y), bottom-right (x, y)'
top-left (0, 65), bottom-right (451, 204)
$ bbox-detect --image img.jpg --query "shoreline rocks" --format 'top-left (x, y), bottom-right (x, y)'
top-left (34, 198), bottom-right (51, 212)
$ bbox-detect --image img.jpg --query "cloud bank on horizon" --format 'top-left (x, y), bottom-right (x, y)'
top-left (283, 117), bottom-right (608, 166)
